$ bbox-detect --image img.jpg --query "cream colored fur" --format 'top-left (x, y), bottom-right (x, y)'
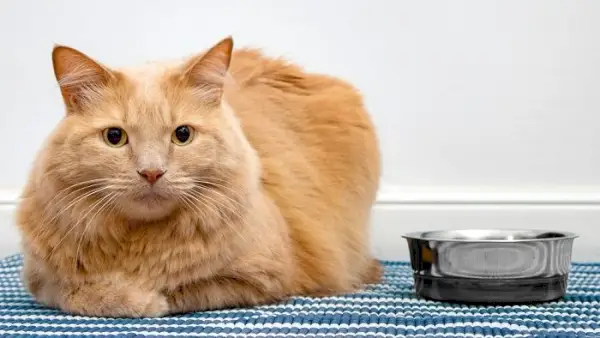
top-left (16, 37), bottom-right (381, 317)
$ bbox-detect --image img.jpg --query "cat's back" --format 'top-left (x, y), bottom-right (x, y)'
top-left (225, 49), bottom-right (381, 291)
top-left (226, 49), bottom-right (380, 190)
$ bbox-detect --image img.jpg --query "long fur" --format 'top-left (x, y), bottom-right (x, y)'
top-left (16, 37), bottom-right (381, 317)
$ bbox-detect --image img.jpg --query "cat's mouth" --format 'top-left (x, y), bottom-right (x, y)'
top-left (119, 188), bottom-right (177, 221)
top-left (133, 190), bottom-right (168, 202)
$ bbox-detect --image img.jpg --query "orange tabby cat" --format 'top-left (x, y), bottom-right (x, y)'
top-left (16, 36), bottom-right (381, 317)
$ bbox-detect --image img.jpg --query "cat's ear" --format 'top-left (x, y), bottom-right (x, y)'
top-left (182, 36), bottom-right (234, 105)
top-left (52, 45), bottom-right (114, 112)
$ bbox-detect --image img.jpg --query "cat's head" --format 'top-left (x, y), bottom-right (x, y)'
top-left (38, 37), bottom-right (258, 223)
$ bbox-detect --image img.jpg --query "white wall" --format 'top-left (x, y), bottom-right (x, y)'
top-left (1, 1), bottom-right (599, 260)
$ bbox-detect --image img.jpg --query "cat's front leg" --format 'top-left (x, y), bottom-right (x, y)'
top-left (49, 274), bottom-right (169, 318)
top-left (166, 272), bottom-right (290, 314)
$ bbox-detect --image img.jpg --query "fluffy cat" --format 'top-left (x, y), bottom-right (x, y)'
top-left (16, 36), bottom-right (381, 317)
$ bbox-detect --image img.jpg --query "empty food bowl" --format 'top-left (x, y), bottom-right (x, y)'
top-left (402, 229), bottom-right (577, 304)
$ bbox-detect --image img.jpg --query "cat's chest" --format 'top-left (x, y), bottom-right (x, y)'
top-left (94, 226), bottom-right (238, 290)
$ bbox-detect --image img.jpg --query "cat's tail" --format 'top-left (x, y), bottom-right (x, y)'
top-left (362, 259), bottom-right (383, 285)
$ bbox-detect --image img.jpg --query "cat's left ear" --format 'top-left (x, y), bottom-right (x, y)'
top-left (182, 36), bottom-right (234, 105)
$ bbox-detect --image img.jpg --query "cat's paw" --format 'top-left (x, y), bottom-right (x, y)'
top-left (56, 281), bottom-right (169, 318)
top-left (141, 292), bottom-right (169, 317)
top-left (117, 289), bottom-right (169, 318)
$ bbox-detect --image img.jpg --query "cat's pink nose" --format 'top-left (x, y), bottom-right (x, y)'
top-left (137, 168), bottom-right (165, 184)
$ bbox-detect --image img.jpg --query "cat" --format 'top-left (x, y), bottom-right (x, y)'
top-left (16, 36), bottom-right (381, 317)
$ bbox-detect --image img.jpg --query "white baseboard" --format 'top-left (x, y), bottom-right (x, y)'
top-left (1, 187), bottom-right (599, 262)
top-left (376, 185), bottom-right (600, 205)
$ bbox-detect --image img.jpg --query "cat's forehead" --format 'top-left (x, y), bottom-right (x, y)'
top-left (119, 59), bottom-right (182, 82)
top-left (120, 60), bottom-right (182, 101)
top-left (113, 60), bottom-right (185, 126)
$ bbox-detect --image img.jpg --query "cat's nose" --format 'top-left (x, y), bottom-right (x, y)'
top-left (137, 168), bottom-right (165, 184)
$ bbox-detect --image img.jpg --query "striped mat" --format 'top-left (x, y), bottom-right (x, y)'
top-left (0, 254), bottom-right (598, 337)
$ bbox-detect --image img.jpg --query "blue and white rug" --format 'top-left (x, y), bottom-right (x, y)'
top-left (0, 254), bottom-right (598, 337)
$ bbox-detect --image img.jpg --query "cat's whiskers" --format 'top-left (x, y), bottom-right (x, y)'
top-left (42, 185), bottom-right (119, 262)
top-left (36, 177), bottom-right (129, 228)
top-left (31, 182), bottom-right (115, 240)
top-left (189, 176), bottom-right (244, 187)
top-left (169, 175), bottom-right (235, 186)
top-left (194, 184), bottom-right (247, 211)
top-left (180, 191), bottom-right (212, 219)
top-left (186, 188), bottom-right (250, 243)
top-left (42, 185), bottom-right (116, 230)
top-left (180, 191), bottom-right (227, 234)
top-left (38, 178), bottom-right (111, 215)
top-left (190, 178), bottom-right (245, 196)
top-left (188, 188), bottom-right (244, 222)
top-left (74, 192), bottom-right (121, 271)
top-left (181, 190), bottom-right (248, 243)
top-left (38, 182), bottom-right (107, 226)
top-left (178, 194), bottom-right (206, 219)
top-left (191, 182), bottom-right (274, 254)
top-left (188, 179), bottom-right (250, 207)
top-left (166, 176), bottom-right (247, 208)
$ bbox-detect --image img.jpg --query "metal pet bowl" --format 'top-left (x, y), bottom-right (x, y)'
top-left (402, 229), bottom-right (577, 304)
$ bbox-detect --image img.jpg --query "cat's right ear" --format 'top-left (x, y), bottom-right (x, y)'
top-left (52, 45), bottom-right (114, 112)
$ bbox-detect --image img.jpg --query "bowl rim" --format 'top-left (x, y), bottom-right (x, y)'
top-left (402, 228), bottom-right (578, 243)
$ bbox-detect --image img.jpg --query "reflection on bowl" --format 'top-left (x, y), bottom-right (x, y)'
top-left (402, 229), bottom-right (577, 304)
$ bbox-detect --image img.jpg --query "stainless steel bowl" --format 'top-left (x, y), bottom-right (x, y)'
top-left (402, 229), bottom-right (577, 304)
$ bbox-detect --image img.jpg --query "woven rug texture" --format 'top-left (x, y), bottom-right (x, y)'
top-left (0, 254), bottom-right (598, 337)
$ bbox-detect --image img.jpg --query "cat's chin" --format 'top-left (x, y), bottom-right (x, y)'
top-left (119, 197), bottom-right (177, 221)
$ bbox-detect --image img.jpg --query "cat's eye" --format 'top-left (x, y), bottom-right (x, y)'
top-left (102, 127), bottom-right (128, 147)
top-left (171, 125), bottom-right (194, 145)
